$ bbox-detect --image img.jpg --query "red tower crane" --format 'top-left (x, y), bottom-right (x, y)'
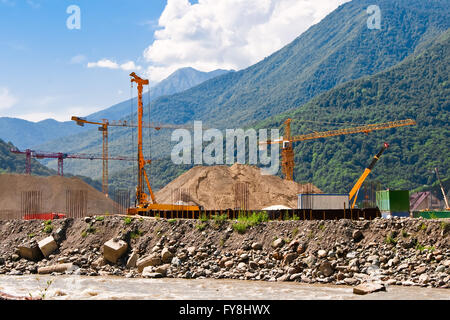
top-left (10, 148), bottom-right (134, 177)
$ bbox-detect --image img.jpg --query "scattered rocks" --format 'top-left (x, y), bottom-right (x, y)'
top-left (317, 250), bottom-right (327, 258)
top-left (0, 216), bottom-right (448, 290)
top-left (251, 242), bottom-right (263, 250)
top-left (319, 261), bottom-right (334, 277)
top-left (272, 238), bottom-right (285, 249)
top-left (353, 283), bottom-right (386, 295)
top-left (352, 230), bottom-right (364, 242)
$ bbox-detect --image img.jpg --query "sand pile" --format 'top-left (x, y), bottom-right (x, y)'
top-left (0, 174), bottom-right (119, 215)
top-left (155, 164), bottom-right (322, 210)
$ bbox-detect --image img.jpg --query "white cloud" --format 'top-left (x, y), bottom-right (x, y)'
top-left (70, 54), bottom-right (87, 64)
top-left (0, 87), bottom-right (17, 110)
top-left (87, 59), bottom-right (119, 69)
top-left (87, 59), bottom-right (142, 71)
top-left (143, 0), bottom-right (350, 82)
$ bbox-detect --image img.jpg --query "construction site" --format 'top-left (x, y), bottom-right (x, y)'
top-left (1, 72), bottom-right (447, 223)
top-left (0, 71), bottom-right (449, 300)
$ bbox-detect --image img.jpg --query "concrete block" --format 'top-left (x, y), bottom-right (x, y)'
top-left (137, 253), bottom-right (162, 272)
top-left (103, 238), bottom-right (128, 264)
top-left (18, 243), bottom-right (42, 261)
top-left (38, 236), bottom-right (58, 258)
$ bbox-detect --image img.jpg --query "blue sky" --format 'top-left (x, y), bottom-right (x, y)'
top-left (0, 0), bottom-right (348, 122)
top-left (0, 0), bottom-right (167, 121)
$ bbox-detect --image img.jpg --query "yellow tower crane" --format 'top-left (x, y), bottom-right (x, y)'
top-left (71, 116), bottom-right (194, 197)
top-left (260, 118), bottom-right (417, 181)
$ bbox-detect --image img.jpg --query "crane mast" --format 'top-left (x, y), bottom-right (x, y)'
top-left (435, 167), bottom-right (450, 210)
top-left (129, 72), bottom-right (156, 207)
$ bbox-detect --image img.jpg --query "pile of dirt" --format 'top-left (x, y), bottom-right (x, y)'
top-left (155, 164), bottom-right (322, 210)
top-left (0, 174), bottom-right (119, 216)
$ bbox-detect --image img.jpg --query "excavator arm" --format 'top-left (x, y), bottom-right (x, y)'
top-left (349, 142), bottom-right (389, 209)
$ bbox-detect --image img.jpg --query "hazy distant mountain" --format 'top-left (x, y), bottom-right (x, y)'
top-left (0, 68), bottom-right (231, 149)
top-left (0, 118), bottom-right (78, 150)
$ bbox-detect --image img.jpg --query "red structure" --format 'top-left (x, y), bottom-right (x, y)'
top-left (10, 148), bottom-right (134, 177)
top-left (23, 213), bottom-right (66, 220)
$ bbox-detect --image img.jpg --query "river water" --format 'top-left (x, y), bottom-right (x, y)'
top-left (0, 275), bottom-right (449, 300)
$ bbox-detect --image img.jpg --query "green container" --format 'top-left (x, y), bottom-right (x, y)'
top-left (376, 190), bottom-right (410, 213)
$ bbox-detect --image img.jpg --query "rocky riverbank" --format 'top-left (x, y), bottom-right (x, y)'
top-left (0, 216), bottom-right (449, 290)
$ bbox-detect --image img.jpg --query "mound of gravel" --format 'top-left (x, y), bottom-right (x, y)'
top-left (155, 164), bottom-right (322, 210)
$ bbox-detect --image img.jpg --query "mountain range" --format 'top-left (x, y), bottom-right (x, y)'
top-left (0, 0), bottom-right (448, 199)
top-left (0, 67), bottom-right (231, 149)
top-left (36, 0), bottom-right (449, 181)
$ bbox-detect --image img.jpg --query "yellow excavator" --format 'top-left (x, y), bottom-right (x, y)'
top-left (349, 142), bottom-right (389, 209)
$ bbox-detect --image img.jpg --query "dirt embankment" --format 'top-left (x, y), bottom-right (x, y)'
top-left (0, 174), bottom-right (119, 215)
top-left (155, 164), bottom-right (322, 210)
top-left (0, 216), bottom-right (449, 289)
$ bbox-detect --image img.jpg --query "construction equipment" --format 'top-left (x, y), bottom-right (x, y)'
top-left (71, 117), bottom-right (192, 196)
top-left (10, 148), bottom-right (133, 177)
top-left (435, 167), bottom-right (450, 210)
top-left (348, 142), bottom-right (389, 209)
top-left (127, 72), bottom-right (199, 214)
top-left (260, 118), bottom-right (416, 181)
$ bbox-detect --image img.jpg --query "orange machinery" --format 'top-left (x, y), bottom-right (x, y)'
top-left (127, 72), bottom-right (199, 215)
top-left (260, 118), bottom-right (416, 181)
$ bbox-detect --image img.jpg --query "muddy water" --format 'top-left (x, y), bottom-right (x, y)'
top-left (0, 276), bottom-right (449, 300)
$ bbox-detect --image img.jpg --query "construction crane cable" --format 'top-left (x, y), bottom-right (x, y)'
top-left (130, 82), bottom-right (136, 194)
top-left (147, 88), bottom-right (153, 192)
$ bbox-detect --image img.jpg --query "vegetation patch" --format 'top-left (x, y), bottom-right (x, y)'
top-left (82, 224), bottom-right (96, 237)
top-left (232, 211), bottom-right (269, 234)
top-left (43, 225), bottom-right (53, 234)
top-left (385, 232), bottom-right (398, 245)
top-left (130, 230), bottom-right (143, 239)
top-left (196, 223), bottom-right (206, 231)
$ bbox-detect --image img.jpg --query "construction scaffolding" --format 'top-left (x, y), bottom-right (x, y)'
top-left (65, 190), bottom-right (88, 218)
top-left (234, 182), bottom-right (249, 211)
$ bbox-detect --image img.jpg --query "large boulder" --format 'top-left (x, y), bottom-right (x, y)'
top-left (319, 261), bottom-right (334, 277)
top-left (137, 253), bottom-right (162, 272)
top-left (103, 238), bottom-right (128, 264)
top-left (126, 251), bottom-right (139, 269)
top-left (272, 238), bottom-right (285, 249)
top-left (353, 283), bottom-right (386, 295)
top-left (161, 248), bottom-right (174, 263)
